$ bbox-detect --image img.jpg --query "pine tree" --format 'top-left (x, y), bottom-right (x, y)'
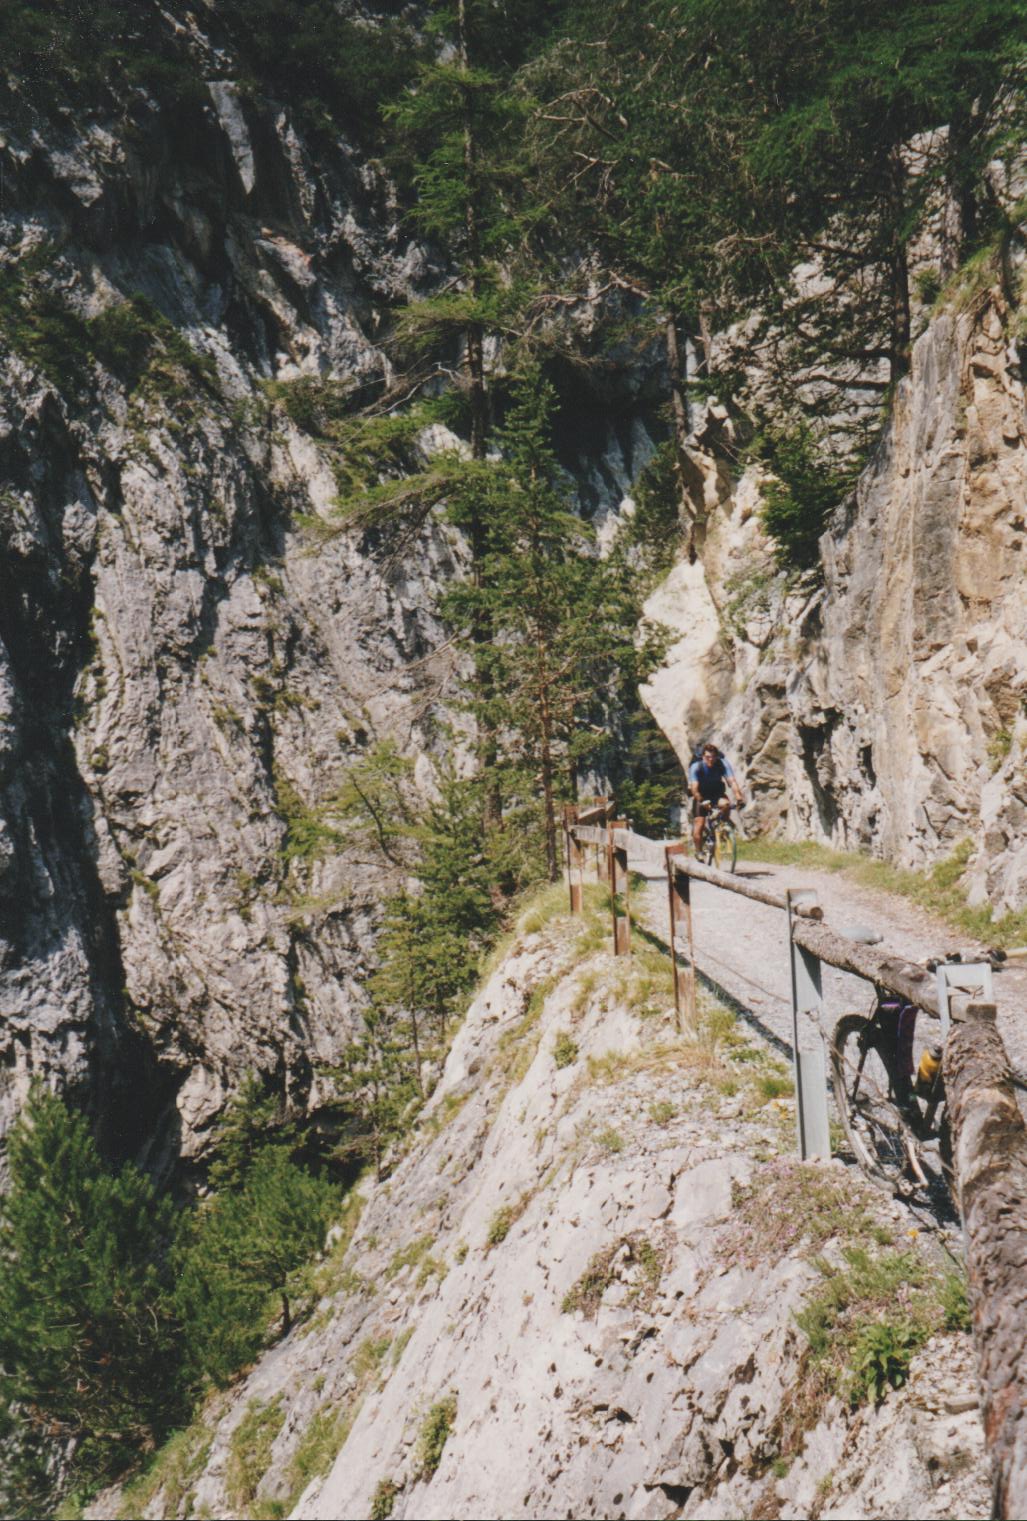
top-left (0, 1091), bottom-right (181, 1488)
top-left (173, 1145), bottom-right (337, 1385)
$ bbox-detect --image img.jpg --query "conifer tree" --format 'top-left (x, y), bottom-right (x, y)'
top-left (0, 1091), bottom-right (180, 1485)
top-left (173, 1145), bottom-right (336, 1384)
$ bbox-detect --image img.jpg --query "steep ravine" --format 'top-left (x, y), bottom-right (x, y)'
top-left (644, 283), bottom-right (1027, 914)
top-left (88, 894), bottom-right (989, 1521)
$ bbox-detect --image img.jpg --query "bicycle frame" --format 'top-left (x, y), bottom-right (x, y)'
top-left (853, 992), bottom-right (945, 1141)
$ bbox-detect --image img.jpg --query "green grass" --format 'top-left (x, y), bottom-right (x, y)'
top-left (116, 1414), bottom-right (214, 1519)
top-left (225, 1397), bottom-right (285, 1514)
top-left (416, 1394), bottom-right (457, 1479)
top-left (562, 1233), bottom-right (665, 1317)
top-left (740, 836), bottom-right (1027, 948)
top-left (283, 1401), bottom-right (357, 1512)
top-left (484, 1193), bottom-right (531, 1249)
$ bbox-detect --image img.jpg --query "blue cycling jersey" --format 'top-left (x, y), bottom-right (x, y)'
top-left (688, 756), bottom-right (734, 801)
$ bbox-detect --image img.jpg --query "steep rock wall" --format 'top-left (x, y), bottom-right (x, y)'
top-left (645, 291), bottom-right (1027, 911)
top-left (0, 16), bottom-right (658, 1171)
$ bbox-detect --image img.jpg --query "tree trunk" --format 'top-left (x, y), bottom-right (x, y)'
top-left (457, 0), bottom-right (500, 828)
top-left (945, 1009), bottom-right (1027, 1519)
top-left (535, 626), bottom-right (559, 882)
top-left (887, 152), bottom-right (911, 385)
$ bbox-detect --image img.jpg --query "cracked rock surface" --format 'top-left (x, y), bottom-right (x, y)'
top-left (89, 904), bottom-right (989, 1521)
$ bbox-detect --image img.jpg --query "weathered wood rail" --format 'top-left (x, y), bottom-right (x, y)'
top-left (562, 802), bottom-right (1027, 1516)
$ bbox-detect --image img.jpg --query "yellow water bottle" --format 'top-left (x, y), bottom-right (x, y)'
top-left (915, 1045), bottom-right (942, 1097)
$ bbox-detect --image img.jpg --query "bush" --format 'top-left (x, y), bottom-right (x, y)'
top-left (755, 421), bottom-right (863, 571)
top-left (552, 1030), bottom-right (578, 1068)
top-left (845, 1319), bottom-right (923, 1404)
top-left (417, 1395), bottom-right (457, 1479)
top-left (370, 1477), bottom-right (400, 1520)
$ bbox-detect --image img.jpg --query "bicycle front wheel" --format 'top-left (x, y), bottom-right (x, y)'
top-left (720, 820), bottom-right (738, 874)
top-left (830, 1013), bottom-right (926, 1196)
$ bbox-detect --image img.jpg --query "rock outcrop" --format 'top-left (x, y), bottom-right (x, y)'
top-left (87, 894), bottom-right (989, 1521)
top-left (644, 283), bottom-right (1027, 912)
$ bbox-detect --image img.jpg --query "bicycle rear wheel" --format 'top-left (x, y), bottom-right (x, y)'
top-left (830, 1013), bottom-right (927, 1196)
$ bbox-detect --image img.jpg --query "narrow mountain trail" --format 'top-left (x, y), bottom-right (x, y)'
top-left (631, 851), bottom-right (1027, 1091)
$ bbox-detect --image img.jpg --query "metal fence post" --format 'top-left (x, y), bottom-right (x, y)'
top-left (564, 804), bottom-right (583, 914)
top-left (665, 846), bottom-right (695, 1032)
top-left (786, 888), bottom-right (831, 1160)
top-left (608, 819), bottom-right (630, 955)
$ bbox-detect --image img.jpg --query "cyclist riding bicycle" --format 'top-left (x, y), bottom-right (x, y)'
top-left (688, 741), bottom-right (745, 855)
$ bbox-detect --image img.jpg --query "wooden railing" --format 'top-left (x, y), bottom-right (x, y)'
top-left (562, 802), bottom-right (1027, 1517)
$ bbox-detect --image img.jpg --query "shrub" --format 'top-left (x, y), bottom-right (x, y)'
top-left (552, 1030), bottom-right (578, 1068)
top-left (755, 420), bottom-right (863, 571)
top-left (370, 1477), bottom-right (400, 1520)
top-left (845, 1319), bottom-right (923, 1405)
top-left (417, 1394), bottom-right (457, 1478)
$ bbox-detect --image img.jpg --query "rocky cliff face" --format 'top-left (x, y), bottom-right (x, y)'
top-left (0, 36), bottom-right (443, 1170)
top-left (86, 893), bottom-right (989, 1521)
top-left (644, 282), bottom-right (1027, 912)
top-left (0, 13), bottom-right (657, 1172)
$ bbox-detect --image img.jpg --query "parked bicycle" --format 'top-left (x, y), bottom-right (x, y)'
top-left (829, 953), bottom-right (981, 1198)
top-left (696, 800), bottom-right (740, 873)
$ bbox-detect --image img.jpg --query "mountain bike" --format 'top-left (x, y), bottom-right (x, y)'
top-left (696, 800), bottom-right (739, 873)
top-left (828, 958), bottom-right (976, 1198)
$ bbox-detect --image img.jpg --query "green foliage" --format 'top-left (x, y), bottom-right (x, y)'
top-left (274, 770), bottom-right (342, 867)
top-left (173, 1147), bottom-right (337, 1387)
top-left (846, 1319), bottom-right (923, 1404)
top-left (754, 421), bottom-right (864, 570)
top-left (552, 1030), bottom-right (579, 1069)
top-left (940, 1270), bottom-right (972, 1332)
top-left (0, 250), bottom-right (217, 403)
top-left (485, 1207), bottom-right (517, 1248)
top-left (416, 1394), bottom-right (457, 1479)
top-left (0, 1091), bottom-right (182, 1503)
top-left (0, 0), bottom-right (209, 111)
top-left (370, 1477), bottom-right (400, 1521)
top-left (115, 1416), bottom-right (213, 1520)
top-left (332, 741), bottom-right (415, 866)
top-left (208, 1073), bottom-right (289, 1192)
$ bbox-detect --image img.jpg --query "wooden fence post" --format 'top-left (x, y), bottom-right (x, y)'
top-left (564, 804), bottom-right (583, 914)
top-left (945, 1004), bottom-right (1027, 1519)
top-left (665, 845), bottom-right (695, 1031)
top-left (608, 820), bottom-right (630, 955)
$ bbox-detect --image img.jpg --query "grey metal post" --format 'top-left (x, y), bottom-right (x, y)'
top-left (787, 888), bottom-right (831, 1160)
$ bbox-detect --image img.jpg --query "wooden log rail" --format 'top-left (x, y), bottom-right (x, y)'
top-left (561, 806), bottom-right (1027, 1509)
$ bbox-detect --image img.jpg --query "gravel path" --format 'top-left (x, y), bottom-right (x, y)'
top-left (630, 851), bottom-right (1027, 1084)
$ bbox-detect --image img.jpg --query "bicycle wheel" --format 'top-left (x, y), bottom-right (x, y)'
top-left (830, 1013), bottom-right (927, 1196)
top-left (720, 819), bottom-right (738, 873)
